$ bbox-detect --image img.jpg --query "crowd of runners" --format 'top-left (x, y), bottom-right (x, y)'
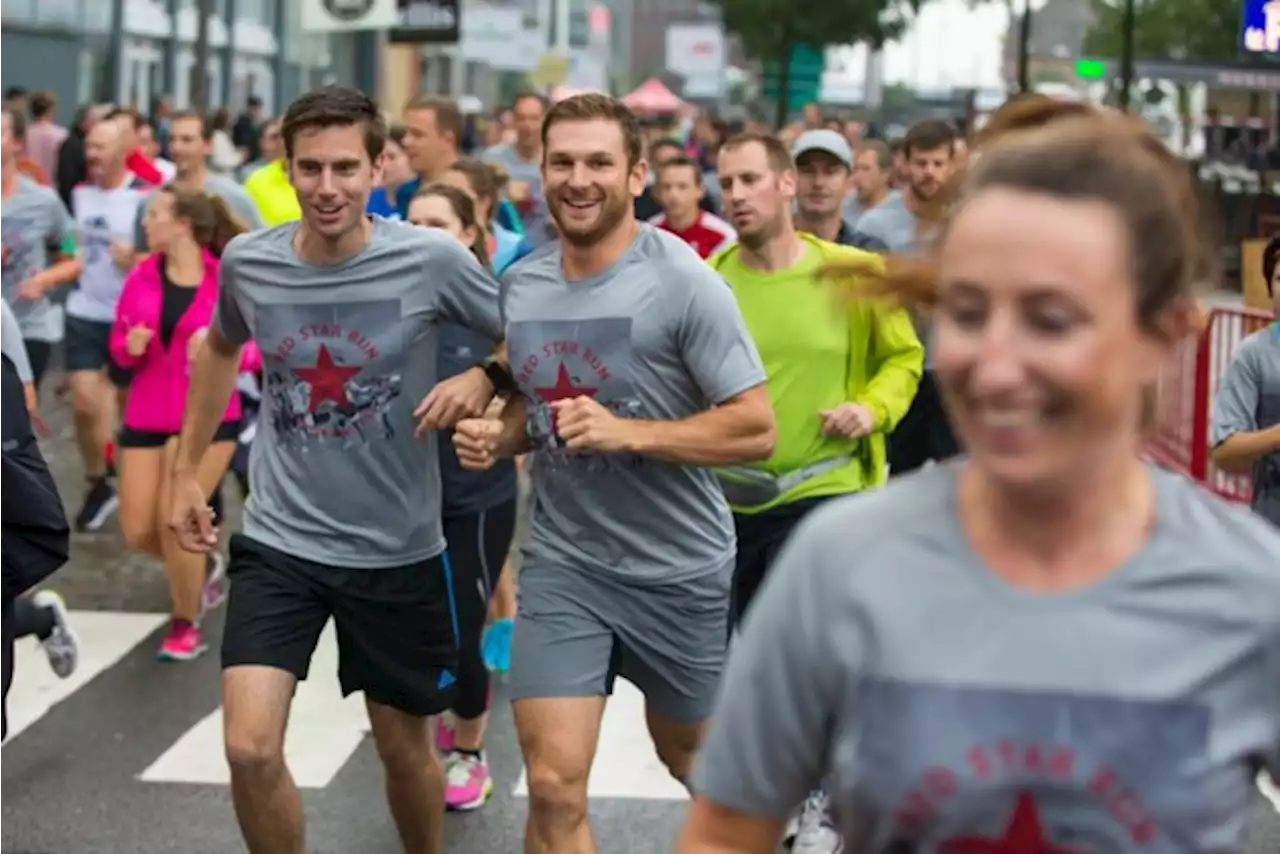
top-left (2, 79), bottom-right (1279, 854)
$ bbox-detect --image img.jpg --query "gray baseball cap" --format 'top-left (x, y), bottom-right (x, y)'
top-left (791, 129), bottom-right (854, 168)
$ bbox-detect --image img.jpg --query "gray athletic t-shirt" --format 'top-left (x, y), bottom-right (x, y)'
top-left (695, 462), bottom-right (1280, 851)
top-left (1211, 324), bottom-right (1280, 527)
top-left (1, 299), bottom-right (33, 381)
top-left (482, 143), bottom-right (552, 246)
top-left (502, 225), bottom-right (766, 584)
top-left (213, 218), bottom-right (504, 568)
top-left (1, 176), bottom-right (74, 342)
top-left (133, 173), bottom-right (265, 249)
top-left (848, 192), bottom-right (917, 253)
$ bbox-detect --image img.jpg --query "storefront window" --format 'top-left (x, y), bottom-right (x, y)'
top-left (34, 0), bottom-right (81, 27)
top-left (83, 0), bottom-right (113, 33)
top-left (1, 0), bottom-right (39, 23)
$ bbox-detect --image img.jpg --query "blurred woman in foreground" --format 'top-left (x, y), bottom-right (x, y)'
top-left (676, 109), bottom-right (1280, 851)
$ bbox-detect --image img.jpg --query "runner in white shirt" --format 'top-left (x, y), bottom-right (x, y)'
top-left (65, 119), bottom-right (150, 532)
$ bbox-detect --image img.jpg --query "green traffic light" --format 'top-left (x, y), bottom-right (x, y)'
top-left (1075, 58), bottom-right (1108, 80)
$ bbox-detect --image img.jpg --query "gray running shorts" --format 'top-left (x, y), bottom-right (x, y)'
top-left (509, 558), bottom-right (732, 724)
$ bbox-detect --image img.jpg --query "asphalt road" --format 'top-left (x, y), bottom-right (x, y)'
top-left (2, 373), bottom-right (1277, 854)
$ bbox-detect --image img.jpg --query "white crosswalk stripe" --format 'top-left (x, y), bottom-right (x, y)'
top-left (6, 611), bottom-right (167, 740)
top-left (139, 620), bottom-right (371, 788)
top-left (6, 611), bottom-right (687, 800)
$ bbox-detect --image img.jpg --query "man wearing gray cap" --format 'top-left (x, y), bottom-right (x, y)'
top-left (790, 129), bottom-right (859, 245)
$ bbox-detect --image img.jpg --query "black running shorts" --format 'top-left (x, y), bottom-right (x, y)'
top-left (220, 534), bottom-right (460, 717)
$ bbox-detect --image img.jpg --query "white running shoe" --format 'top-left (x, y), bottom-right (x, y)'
top-left (31, 590), bottom-right (79, 678)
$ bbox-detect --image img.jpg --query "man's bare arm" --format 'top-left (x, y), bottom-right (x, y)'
top-left (626, 385), bottom-right (775, 466)
top-left (175, 325), bottom-right (243, 475)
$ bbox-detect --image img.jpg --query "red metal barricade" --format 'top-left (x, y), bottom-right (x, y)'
top-left (1149, 306), bottom-right (1275, 503)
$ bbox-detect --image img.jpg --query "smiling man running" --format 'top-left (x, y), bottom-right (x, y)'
top-left (170, 85), bottom-right (505, 854)
top-left (452, 93), bottom-right (776, 854)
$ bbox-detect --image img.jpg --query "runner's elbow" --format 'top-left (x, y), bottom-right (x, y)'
top-left (727, 392), bottom-right (776, 463)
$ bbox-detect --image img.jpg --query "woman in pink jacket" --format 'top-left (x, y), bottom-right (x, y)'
top-left (111, 185), bottom-right (260, 661)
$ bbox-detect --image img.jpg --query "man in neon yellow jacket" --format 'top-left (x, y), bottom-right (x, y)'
top-left (243, 158), bottom-right (300, 225)
top-left (709, 128), bottom-right (923, 854)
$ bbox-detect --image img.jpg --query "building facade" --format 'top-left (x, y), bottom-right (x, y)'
top-left (1, 0), bottom-right (369, 122)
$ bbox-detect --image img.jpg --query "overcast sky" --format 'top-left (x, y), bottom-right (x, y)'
top-left (827, 0), bottom-right (1015, 90)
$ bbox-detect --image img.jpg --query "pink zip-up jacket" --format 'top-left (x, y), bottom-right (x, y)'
top-left (110, 250), bottom-right (260, 433)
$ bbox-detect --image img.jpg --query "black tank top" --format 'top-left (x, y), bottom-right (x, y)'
top-left (159, 262), bottom-right (199, 349)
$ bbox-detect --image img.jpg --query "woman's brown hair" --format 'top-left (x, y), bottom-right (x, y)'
top-left (446, 158), bottom-right (507, 225)
top-left (823, 96), bottom-right (1208, 332)
top-left (413, 183), bottom-right (492, 271)
top-left (161, 185), bottom-right (247, 257)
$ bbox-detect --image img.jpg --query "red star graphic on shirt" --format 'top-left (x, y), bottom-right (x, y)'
top-left (939, 792), bottom-right (1088, 854)
top-left (535, 362), bottom-right (598, 403)
top-left (291, 343), bottom-right (363, 413)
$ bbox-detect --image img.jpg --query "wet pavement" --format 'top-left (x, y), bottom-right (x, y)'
top-left (36, 378), bottom-right (244, 614)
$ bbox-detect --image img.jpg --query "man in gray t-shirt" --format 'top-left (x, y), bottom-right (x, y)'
top-left (452, 93), bottom-right (774, 854)
top-left (849, 122), bottom-right (959, 477)
top-left (214, 218), bottom-right (502, 566)
top-left (1211, 322), bottom-right (1280, 527)
top-left (690, 462), bottom-right (1280, 852)
top-left (1, 174), bottom-right (76, 382)
top-left (170, 83), bottom-right (507, 854)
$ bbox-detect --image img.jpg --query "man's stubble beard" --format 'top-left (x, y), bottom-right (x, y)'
top-left (737, 212), bottom-right (784, 251)
top-left (552, 191), bottom-right (631, 249)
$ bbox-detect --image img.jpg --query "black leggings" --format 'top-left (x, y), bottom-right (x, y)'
top-left (22, 340), bottom-right (52, 389)
top-left (13, 596), bottom-right (55, 639)
top-left (443, 499), bottom-right (516, 721)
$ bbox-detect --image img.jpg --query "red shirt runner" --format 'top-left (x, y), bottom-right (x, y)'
top-left (649, 211), bottom-right (736, 260)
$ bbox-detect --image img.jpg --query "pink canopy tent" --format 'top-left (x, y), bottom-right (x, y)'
top-left (623, 78), bottom-right (685, 114)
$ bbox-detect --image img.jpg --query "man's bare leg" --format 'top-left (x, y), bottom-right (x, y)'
top-left (515, 696), bottom-right (607, 854)
top-left (222, 665), bottom-right (304, 854)
top-left (367, 698), bottom-right (446, 854)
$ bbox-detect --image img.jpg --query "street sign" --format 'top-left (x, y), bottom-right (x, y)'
top-left (389, 0), bottom-right (461, 44)
top-left (762, 44), bottom-right (825, 112)
top-left (301, 0), bottom-right (396, 32)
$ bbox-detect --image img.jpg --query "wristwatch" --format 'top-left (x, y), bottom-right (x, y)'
top-left (480, 354), bottom-right (516, 396)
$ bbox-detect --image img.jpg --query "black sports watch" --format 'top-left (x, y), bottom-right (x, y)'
top-left (480, 354), bottom-right (516, 396)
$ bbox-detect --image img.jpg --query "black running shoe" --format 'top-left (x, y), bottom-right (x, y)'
top-left (74, 476), bottom-right (119, 532)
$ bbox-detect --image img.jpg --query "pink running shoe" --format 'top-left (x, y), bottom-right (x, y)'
top-left (435, 717), bottom-right (455, 754)
top-left (198, 552), bottom-right (228, 621)
top-left (444, 752), bottom-right (493, 811)
top-left (157, 621), bottom-right (208, 662)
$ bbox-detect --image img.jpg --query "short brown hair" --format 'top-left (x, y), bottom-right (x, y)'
top-left (857, 139), bottom-right (892, 171)
top-left (657, 156), bottom-right (701, 184)
top-left (282, 85), bottom-right (386, 161)
top-left (511, 92), bottom-right (546, 112)
top-left (171, 109), bottom-right (212, 140)
top-left (106, 106), bottom-right (145, 131)
top-left (30, 92), bottom-right (57, 120)
top-left (541, 94), bottom-right (643, 167)
top-left (720, 132), bottom-right (794, 173)
top-left (902, 119), bottom-right (957, 158)
top-left (405, 95), bottom-right (463, 150)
